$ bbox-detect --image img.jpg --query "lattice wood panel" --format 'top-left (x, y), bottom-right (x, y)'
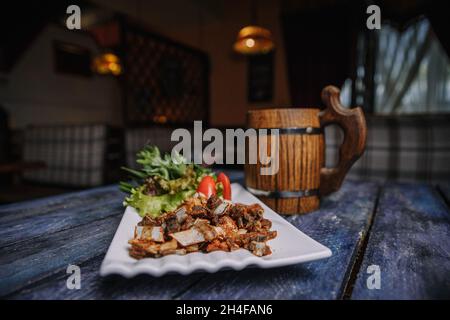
top-left (122, 23), bottom-right (209, 126)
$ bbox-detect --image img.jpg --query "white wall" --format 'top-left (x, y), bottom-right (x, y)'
top-left (0, 24), bottom-right (122, 129)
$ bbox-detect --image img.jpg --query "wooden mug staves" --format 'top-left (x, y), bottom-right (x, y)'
top-left (245, 85), bottom-right (367, 214)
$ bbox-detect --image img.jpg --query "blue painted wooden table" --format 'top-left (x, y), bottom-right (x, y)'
top-left (1, 171), bottom-right (449, 299)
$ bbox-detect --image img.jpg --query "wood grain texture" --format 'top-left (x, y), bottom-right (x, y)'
top-left (245, 108), bottom-right (322, 214)
top-left (247, 108), bottom-right (321, 128)
top-left (245, 86), bottom-right (367, 214)
top-left (0, 185), bottom-right (119, 221)
top-left (0, 214), bottom-right (122, 296)
top-left (0, 185), bottom-right (127, 297)
top-left (4, 171), bottom-right (447, 300)
top-left (177, 180), bottom-right (379, 300)
top-left (351, 183), bottom-right (450, 299)
top-left (319, 85), bottom-right (367, 196)
top-left (6, 255), bottom-right (207, 300)
top-left (0, 190), bottom-right (124, 248)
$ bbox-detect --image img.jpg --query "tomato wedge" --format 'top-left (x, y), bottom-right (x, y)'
top-left (217, 172), bottom-right (231, 200)
top-left (197, 176), bottom-right (216, 198)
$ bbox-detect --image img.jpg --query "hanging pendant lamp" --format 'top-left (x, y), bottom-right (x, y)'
top-left (233, 0), bottom-right (275, 55)
top-left (233, 25), bottom-right (275, 54)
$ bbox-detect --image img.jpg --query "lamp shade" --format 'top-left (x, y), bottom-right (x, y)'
top-left (233, 25), bottom-right (275, 54)
top-left (92, 52), bottom-right (122, 76)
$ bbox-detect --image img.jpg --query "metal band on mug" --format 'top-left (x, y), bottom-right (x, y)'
top-left (257, 127), bottom-right (323, 135)
top-left (246, 186), bottom-right (319, 199)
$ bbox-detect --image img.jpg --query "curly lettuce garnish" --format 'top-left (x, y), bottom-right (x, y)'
top-left (123, 186), bottom-right (195, 217)
top-left (120, 146), bottom-right (213, 217)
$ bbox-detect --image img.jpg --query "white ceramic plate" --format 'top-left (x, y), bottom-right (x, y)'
top-left (100, 183), bottom-right (331, 277)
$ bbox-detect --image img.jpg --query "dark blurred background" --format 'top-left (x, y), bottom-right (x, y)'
top-left (0, 0), bottom-right (449, 203)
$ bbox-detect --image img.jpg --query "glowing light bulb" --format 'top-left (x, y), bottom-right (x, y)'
top-left (245, 38), bottom-right (255, 48)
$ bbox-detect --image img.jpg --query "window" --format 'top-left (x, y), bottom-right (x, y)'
top-left (344, 18), bottom-right (450, 114)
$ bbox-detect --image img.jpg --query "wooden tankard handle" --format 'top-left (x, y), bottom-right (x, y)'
top-left (319, 85), bottom-right (367, 195)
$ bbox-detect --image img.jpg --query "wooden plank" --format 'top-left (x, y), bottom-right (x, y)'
top-left (177, 180), bottom-right (379, 300)
top-left (0, 214), bottom-right (123, 297)
top-left (0, 185), bottom-right (120, 222)
top-left (0, 190), bottom-right (124, 248)
top-left (351, 183), bottom-right (450, 299)
top-left (7, 255), bottom-right (207, 300)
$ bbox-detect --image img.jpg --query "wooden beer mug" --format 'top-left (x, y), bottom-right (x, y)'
top-left (245, 85), bottom-right (367, 214)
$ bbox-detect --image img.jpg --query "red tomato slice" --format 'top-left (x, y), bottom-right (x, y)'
top-left (197, 176), bottom-right (216, 198)
top-left (217, 172), bottom-right (231, 200)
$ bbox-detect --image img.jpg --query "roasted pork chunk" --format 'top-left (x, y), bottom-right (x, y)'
top-left (129, 194), bottom-right (276, 258)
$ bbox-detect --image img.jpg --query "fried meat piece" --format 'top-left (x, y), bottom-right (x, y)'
top-left (170, 228), bottom-right (205, 247)
top-left (238, 230), bottom-right (277, 246)
top-left (248, 241), bottom-right (272, 256)
top-left (185, 244), bottom-right (200, 253)
top-left (159, 239), bottom-right (178, 253)
top-left (183, 195), bottom-right (207, 212)
top-left (134, 226), bottom-right (165, 242)
top-left (130, 194), bottom-right (276, 259)
top-left (175, 207), bottom-right (188, 223)
top-left (260, 218), bottom-right (272, 229)
top-left (128, 239), bottom-right (160, 256)
top-left (206, 195), bottom-right (222, 211)
top-left (139, 215), bottom-right (158, 226)
top-left (206, 239), bottom-right (229, 252)
top-left (191, 205), bottom-right (209, 219)
top-left (164, 214), bottom-right (181, 234)
top-left (193, 219), bottom-right (221, 241)
top-left (218, 216), bottom-right (238, 236)
top-left (180, 215), bottom-right (195, 230)
top-left (212, 201), bottom-right (231, 216)
top-left (160, 239), bottom-right (185, 256)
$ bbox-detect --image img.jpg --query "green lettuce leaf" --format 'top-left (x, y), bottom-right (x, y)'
top-left (124, 186), bottom-right (195, 217)
top-left (120, 145), bottom-right (214, 217)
